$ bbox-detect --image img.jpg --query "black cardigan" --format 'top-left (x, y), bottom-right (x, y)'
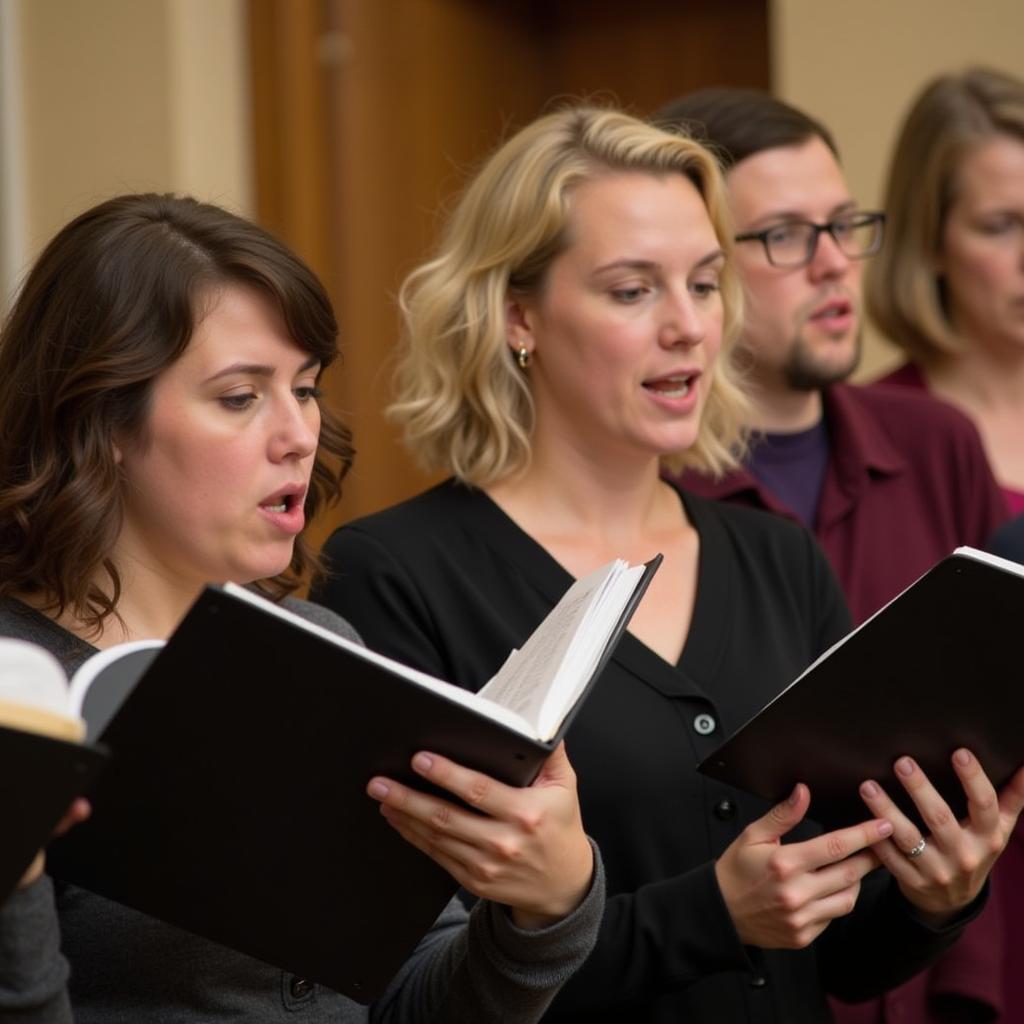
top-left (314, 479), bottom-right (978, 1023)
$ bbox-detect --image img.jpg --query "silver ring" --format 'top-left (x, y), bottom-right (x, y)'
top-left (905, 837), bottom-right (927, 859)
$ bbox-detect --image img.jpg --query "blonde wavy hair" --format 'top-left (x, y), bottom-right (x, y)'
top-left (867, 67), bottom-right (1024, 364)
top-left (391, 105), bottom-right (749, 486)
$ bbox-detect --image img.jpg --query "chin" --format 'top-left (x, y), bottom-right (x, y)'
top-left (257, 559), bottom-right (295, 583)
top-left (652, 432), bottom-right (701, 459)
top-left (785, 338), bottom-right (860, 390)
top-left (226, 551), bottom-right (297, 588)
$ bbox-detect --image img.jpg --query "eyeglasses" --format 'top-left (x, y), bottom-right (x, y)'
top-left (734, 211), bottom-right (886, 268)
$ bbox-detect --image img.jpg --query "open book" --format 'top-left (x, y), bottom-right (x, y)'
top-left (47, 554), bottom-right (659, 1001)
top-left (0, 640), bottom-right (109, 906)
top-left (229, 553), bottom-right (658, 745)
top-left (698, 546), bottom-right (1024, 832)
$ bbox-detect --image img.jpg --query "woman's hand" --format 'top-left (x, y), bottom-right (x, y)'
top-left (17, 797), bottom-right (91, 890)
top-left (366, 742), bottom-right (593, 929)
top-left (859, 749), bottom-right (1024, 922)
top-left (715, 783), bottom-right (892, 948)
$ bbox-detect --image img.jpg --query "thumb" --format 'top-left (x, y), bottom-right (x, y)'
top-left (54, 797), bottom-right (91, 838)
top-left (532, 741), bottom-right (575, 789)
top-left (745, 783), bottom-right (810, 844)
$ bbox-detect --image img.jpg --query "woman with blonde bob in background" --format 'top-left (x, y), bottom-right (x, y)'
top-left (869, 67), bottom-right (1024, 518)
top-left (869, 65), bottom-right (1024, 1021)
top-left (314, 106), bottom-right (1022, 1023)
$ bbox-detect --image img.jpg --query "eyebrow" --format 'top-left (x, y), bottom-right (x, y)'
top-left (695, 250), bottom-right (726, 268)
top-left (744, 199), bottom-right (859, 231)
top-left (204, 355), bottom-right (321, 384)
top-left (592, 250), bottom-right (725, 276)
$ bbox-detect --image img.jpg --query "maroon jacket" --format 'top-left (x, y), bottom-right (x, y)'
top-left (674, 382), bottom-right (1008, 624)
top-left (878, 360), bottom-right (1024, 517)
top-left (673, 381), bottom-right (1010, 1023)
top-left (873, 363), bottom-right (1024, 1024)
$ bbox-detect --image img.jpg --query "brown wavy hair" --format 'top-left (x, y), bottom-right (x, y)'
top-left (0, 193), bottom-right (353, 631)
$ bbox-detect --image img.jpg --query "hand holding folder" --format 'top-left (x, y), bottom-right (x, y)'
top-left (45, 554), bottom-right (659, 1000)
top-left (701, 546), bottom-right (1024, 930)
top-left (368, 740), bottom-right (594, 931)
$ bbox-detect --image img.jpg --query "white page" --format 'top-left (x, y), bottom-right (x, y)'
top-left (0, 638), bottom-right (77, 722)
top-left (954, 544), bottom-right (1024, 576)
top-left (477, 560), bottom-right (640, 739)
top-left (543, 565), bottom-right (644, 734)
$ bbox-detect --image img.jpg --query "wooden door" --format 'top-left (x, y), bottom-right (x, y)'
top-left (249, 0), bottom-right (770, 542)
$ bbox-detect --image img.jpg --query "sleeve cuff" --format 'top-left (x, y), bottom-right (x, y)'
top-left (0, 875), bottom-right (71, 1014)
top-left (479, 837), bottom-right (605, 968)
top-left (897, 878), bottom-right (990, 936)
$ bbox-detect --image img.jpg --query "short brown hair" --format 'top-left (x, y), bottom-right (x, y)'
top-left (866, 67), bottom-right (1024, 364)
top-left (0, 193), bottom-right (353, 630)
top-left (654, 87), bottom-right (838, 171)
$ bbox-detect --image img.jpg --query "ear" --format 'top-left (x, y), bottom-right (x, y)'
top-left (505, 295), bottom-right (535, 360)
top-left (112, 439), bottom-right (123, 465)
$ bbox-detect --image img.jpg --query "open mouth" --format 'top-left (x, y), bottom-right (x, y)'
top-left (809, 299), bottom-right (853, 323)
top-left (642, 373), bottom-right (698, 398)
top-left (260, 488), bottom-right (304, 514)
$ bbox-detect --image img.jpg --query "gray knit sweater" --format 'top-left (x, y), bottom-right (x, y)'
top-left (0, 597), bottom-right (604, 1023)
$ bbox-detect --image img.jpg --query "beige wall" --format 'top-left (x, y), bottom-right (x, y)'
top-left (1, 0), bottom-right (252, 306)
top-left (772, 0), bottom-right (1024, 380)
top-left (7, 0), bottom-right (1024, 372)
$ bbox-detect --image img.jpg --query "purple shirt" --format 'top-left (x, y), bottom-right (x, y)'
top-left (746, 420), bottom-right (830, 529)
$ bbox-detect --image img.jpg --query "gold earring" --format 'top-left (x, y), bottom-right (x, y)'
top-left (516, 345), bottom-right (531, 369)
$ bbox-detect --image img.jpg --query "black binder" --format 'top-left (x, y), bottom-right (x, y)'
top-left (50, 557), bottom-right (658, 1001)
top-left (0, 727), bottom-right (105, 906)
top-left (699, 548), bottom-right (1024, 833)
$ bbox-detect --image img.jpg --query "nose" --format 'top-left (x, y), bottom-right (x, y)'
top-left (658, 291), bottom-right (705, 349)
top-left (268, 395), bottom-right (319, 463)
top-left (807, 228), bottom-right (852, 282)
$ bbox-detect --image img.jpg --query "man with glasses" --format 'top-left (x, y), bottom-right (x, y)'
top-left (658, 88), bottom-right (1006, 625)
top-left (658, 88), bottom-right (1006, 1024)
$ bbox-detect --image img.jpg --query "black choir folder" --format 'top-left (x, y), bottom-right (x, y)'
top-left (47, 554), bottom-right (660, 1002)
top-left (0, 640), bottom-right (111, 907)
top-left (698, 546), bottom-right (1024, 833)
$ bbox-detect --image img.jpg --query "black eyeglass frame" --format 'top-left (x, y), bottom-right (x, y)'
top-left (734, 211), bottom-right (887, 269)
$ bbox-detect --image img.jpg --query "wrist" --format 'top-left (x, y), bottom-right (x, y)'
top-left (900, 882), bottom-right (984, 929)
top-left (511, 840), bottom-right (594, 930)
